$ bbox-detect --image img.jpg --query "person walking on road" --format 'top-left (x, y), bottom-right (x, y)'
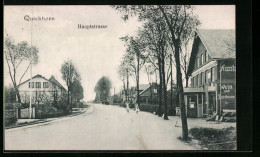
top-left (133, 97), bottom-right (140, 114)
top-left (125, 100), bottom-right (130, 113)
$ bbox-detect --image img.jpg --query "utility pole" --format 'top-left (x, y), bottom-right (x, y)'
top-left (29, 7), bottom-right (34, 119)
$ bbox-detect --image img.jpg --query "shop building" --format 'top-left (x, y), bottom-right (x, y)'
top-left (184, 29), bottom-right (235, 118)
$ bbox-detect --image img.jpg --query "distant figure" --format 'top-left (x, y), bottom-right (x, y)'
top-left (126, 102), bottom-right (130, 113)
top-left (135, 103), bottom-right (140, 114)
top-left (133, 97), bottom-right (139, 114)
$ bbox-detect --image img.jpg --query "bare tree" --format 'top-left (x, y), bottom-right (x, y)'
top-left (112, 5), bottom-right (200, 140)
top-left (139, 21), bottom-right (170, 120)
top-left (120, 36), bottom-right (146, 108)
top-left (158, 5), bottom-right (200, 140)
top-left (60, 59), bottom-right (80, 112)
top-left (4, 34), bottom-right (39, 103)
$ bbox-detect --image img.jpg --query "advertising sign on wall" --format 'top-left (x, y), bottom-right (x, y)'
top-left (219, 60), bottom-right (236, 110)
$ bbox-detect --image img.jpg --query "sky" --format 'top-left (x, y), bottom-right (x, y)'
top-left (4, 5), bottom-right (235, 101)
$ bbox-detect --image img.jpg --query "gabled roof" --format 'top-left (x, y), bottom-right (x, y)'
top-left (49, 76), bottom-right (67, 91)
top-left (197, 29), bottom-right (235, 59)
top-left (18, 74), bottom-right (67, 91)
top-left (18, 74), bottom-right (50, 87)
top-left (187, 29), bottom-right (235, 76)
top-left (139, 83), bottom-right (158, 96)
top-left (139, 84), bottom-right (150, 91)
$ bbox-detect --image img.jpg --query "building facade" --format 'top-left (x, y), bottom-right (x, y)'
top-left (18, 74), bottom-right (67, 105)
top-left (184, 29), bottom-right (235, 118)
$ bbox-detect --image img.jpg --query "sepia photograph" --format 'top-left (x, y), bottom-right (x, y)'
top-left (3, 5), bottom-right (236, 151)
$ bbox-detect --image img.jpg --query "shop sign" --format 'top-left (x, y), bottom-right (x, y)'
top-left (220, 60), bottom-right (236, 109)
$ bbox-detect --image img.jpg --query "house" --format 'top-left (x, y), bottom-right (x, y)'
top-left (121, 83), bottom-right (158, 104)
top-left (184, 29), bottom-right (235, 118)
top-left (18, 74), bottom-right (67, 104)
top-left (139, 83), bottom-right (158, 104)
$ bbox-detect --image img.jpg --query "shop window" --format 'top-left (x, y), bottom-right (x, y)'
top-left (198, 94), bottom-right (202, 104)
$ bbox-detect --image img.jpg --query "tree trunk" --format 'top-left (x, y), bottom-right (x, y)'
top-left (162, 51), bottom-right (169, 120)
top-left (126, 69), bottom-right (129, 102)
top-left (67, 87), bottom-right (70, 113)
top-left (170, 54), bottom-right (173, 115)
top-left (176, 69), bottom-right (179, 107)
top-left (158, 5), bottom-right (188, 141)
top-left (137, 55), bottom-right (140, 108)
top-left (174, 43), bottom-right (189, 141)
top-left (123, 79), bottom-right (126, 103)
top-left (157, 55), bottom-right (163, 117)
top-left (15, 87), bottom-right (21, 103)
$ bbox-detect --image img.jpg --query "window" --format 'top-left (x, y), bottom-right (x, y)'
top-left (198, 74), bottom-right (200, 86)
top-left (205, 51), bottom-right (208, 63)
top-left (29, 82), bottom-right (34, 88)
top-left (205, 70), bottom-right (207, 84)
top-left (197, 57), bottom-right (200, 68)
top-left (191, 77), bottom-right (194, 87)
top-left (201, 54), bottom-right (204, 65)
top-left (197, 74), bottom-right (199, 87)
top-left (195, 77), bottom-right (197, 87)
top-left (200, 73), bottom-right (203, 86)
top-left (211, 67), bottom-right (214, 82)
top-left (201, 72), bottom-right (204, 85)
top-left (207, 69), bottom-right (211, 83)
top-left (43, 82), bottom-right (49, 88)
top-left (36, 82), bottom-right (41, 88)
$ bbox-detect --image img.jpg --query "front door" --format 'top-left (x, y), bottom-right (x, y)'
top-left (208, 92), bottom-right (216, 115)
top-left (187, 95), bottom-right (197, 118)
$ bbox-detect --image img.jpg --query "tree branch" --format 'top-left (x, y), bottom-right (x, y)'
top-left (19, 62), bottom-right (32, 85)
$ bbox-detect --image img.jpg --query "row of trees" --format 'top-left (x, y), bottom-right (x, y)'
top-left (113, 5), bottom-right (200, 141)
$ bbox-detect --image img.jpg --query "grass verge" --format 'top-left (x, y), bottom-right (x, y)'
top-left (189, 127), bottom-right (236, 150)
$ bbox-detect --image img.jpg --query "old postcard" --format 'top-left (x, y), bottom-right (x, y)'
top-left (4, 5), bottom-right (236, 150)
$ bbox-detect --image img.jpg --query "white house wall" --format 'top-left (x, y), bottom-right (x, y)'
top-left (18, 76), bottom-right (65, 104)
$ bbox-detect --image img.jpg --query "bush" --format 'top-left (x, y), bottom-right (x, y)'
top-left (4, 85), bottom-right (16, 103)
top-left (139, 104), bottom-right (157, 113)
top-left (53, 96), bottom-right (70, 113)
top-left (35, 101), bottom-right (62, 118)
top-left (139, 104), bottom-right (174, 115)
top-left (189, 127), bottom-right (236, 150)
top-left (5, 103), bottom-right (21, 110)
